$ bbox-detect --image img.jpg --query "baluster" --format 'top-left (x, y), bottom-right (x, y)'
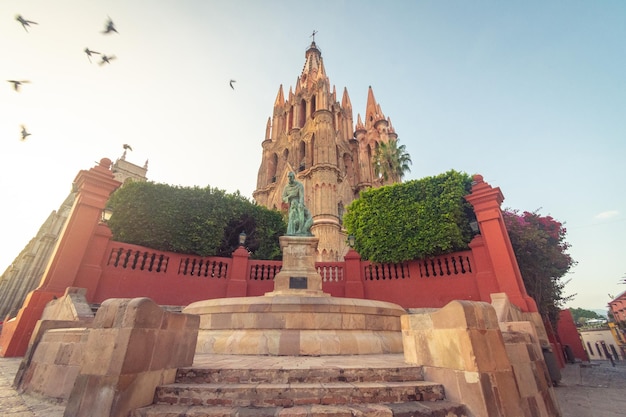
top-left (437, 258), bottom-right (444, 276)
top-left (459, 256), bottom-right (466, 273)
top-left (156, 254), bottom-right (163, 272)
top-left (121, 249), bottom-right (130, 268)
top-left (139, 252), bottom-right (147, 270)
top-left (130, 251), bottom-right (138, 269)
top-left (450, 257), bottom-right (458, 274)
top-left (465, 256), bottom-right (472, 273)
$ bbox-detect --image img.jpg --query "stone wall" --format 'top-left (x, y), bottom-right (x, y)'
top-left (15, 296), bottom-right (199, 417)
top-left (401, 295), bottom-right (562, 417)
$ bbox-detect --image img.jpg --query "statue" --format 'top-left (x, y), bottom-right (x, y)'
top-left (282, 172), bottom-right (313, 236)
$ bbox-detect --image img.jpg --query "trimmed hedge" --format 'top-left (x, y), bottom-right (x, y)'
top-left (106, 181), bottom-right (285, 260)
top-left (343, 170), bottom-right (475, 263)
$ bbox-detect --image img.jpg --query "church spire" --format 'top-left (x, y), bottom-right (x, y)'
top-left (274, 84), bottom-right (285, 107)
top-left (365, 86), bottom-right (386, 129)
top-left (300, 37), bottom-right (323, 90)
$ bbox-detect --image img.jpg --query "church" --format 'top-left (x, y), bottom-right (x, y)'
top-left (253, 39), bottom-right (402, 261)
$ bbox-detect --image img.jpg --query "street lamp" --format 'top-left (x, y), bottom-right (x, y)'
top-left (238, 231), bottom-right (247, 246)
top-left (347, 234), bottom-right (356, 248)
top-left (101, 206), bottom-right (113, 223)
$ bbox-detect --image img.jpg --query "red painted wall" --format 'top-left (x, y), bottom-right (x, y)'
top-left (557, 309), bottom-right (590, 362)
top-left (0, 164), bottom-right (541, 357)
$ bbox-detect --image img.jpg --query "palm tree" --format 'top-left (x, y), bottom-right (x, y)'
top-left (373, 138), bottom-right (412, 184)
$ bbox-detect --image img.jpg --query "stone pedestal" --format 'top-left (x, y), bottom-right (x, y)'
top-left (267, 236), bottom-right (328, 296)
top-left (183, 235), bottom-right (406, 356)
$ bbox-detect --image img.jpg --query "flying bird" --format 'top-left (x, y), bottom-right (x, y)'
top-left (16, 15), bottom-right (38, 32)
top-left (229, 79), bottom-right (236, 90)
top-left (99, 55), bottom-right (116, 65)
top-left (20, 125), bottom-right (31, 141)
top-left (123, 144), bottom-right (133, 151)
top-left (84, 47), bottom-right (100, 63)
top-left (7, 80), bottom-right (30, 92)
top-left (102, 16), bottom-right (118, 34)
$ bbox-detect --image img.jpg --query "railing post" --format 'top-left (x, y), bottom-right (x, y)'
top-left (226, 246), bottom-right (250, 297)
top-left (465, 174), bottom-right (538, 312)
top-left (344, 248), bottom-right (364, 299)
top-left (0, 158), bottom-right (121, 357)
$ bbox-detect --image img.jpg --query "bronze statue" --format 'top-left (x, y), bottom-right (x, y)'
top-left (282, 172), bottom-right (313, 236)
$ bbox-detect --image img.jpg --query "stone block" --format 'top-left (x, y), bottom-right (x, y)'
top-left (278, 330), bottom-right (301, 355)
top-left (81, 328), bottom-right (130, 375)
top-left (121, 328), bottom-right (157, 374)
top-left (122, 298), bottom-right (164, 329)
top-left (93, 299), bottom-right (131, 328)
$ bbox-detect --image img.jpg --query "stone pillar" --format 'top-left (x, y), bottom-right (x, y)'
top-left (343, 248), bottom-right (364, 298)
top-left (0, 159), bottom-right (121, 357)
top-left (465, 174), bottom-right (538, 312)
top-left (402, 300), bottom-right (526, 417)
top-left (226, 246), bottom-right (250, 297)
top-left (64, 297), bottom-right (199, 417)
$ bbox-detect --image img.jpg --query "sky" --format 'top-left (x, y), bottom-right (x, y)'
top-left (1, 1), bottom-right (624, 312)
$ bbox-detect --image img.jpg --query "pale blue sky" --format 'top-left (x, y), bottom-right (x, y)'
top-left (1, 1), bottom-right (624, 311)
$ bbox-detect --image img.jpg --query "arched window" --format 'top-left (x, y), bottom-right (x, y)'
top-left (288, 108), bottom-right (293, 131)
top-left (311, 95), bottom-right (316, 116)
top-left (338, 202), bottom-right (344, 224)
top-left (298, 141), bottom-right (306, 171)
top-left (310, 134), bottom-right (315, 166)
top-left (268, 153), bottom-right (278, 183)
top-left (299, 99), bottom-right (306, 128)
top-left (343, 153), bottom-right (353, 177)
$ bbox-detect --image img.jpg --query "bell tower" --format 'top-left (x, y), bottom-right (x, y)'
top-left (253, 38), bottom-right (400, 261)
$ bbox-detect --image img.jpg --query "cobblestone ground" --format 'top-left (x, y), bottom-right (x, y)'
top-left (554, 360), bottom-right (626, 417)
top-left (1, 355), bottom-right (626, 417)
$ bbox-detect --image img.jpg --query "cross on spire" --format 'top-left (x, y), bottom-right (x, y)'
top-left (310, 30), bottom-right (318, 42)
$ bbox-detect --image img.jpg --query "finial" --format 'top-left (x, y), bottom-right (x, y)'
top-left (310, 30), bottom-right (317, 42)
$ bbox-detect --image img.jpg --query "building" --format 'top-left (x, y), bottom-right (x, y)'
top-left (253, 40), bottom-right (403, 261)
top-left (579, 327), bottom-right (625, 361)
top-left (608, 290), bottom-right (626, 358)
top-left (0, 151), bottom-right (147, 323)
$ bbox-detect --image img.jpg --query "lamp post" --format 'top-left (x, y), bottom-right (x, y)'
top-left (347, 234), bottom-right (356, 249)
top-left (100, 206), bottom-right (114, 224)
top-left (238, 231), bottom-right (247, 247)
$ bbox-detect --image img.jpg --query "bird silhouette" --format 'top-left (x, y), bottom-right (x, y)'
top-left (7, 80), bottom-right (30, 92)
top-left (20, 125), bottom-right (31, 141)
top-left (16, 15), bottom-right (38, 32)
top-left (230, 79), bottom-right (236, 90)
top-left (99, 55), bottom-right (116, 65)
top-left (123, 144), bottom-right (133, 151)
top-left (102, 16), bottom-right (118, 34)
top-left (84, 47), bottom-right (100, 63)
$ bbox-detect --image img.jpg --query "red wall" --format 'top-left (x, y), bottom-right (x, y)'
top-left (87, 242), bottom-right (486, 311)
top-left (557, 309), bottom-right (590, 362)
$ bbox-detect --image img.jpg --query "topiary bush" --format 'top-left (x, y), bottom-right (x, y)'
top-left (106, 181), bottom-right (285, 260)
top-left (343, 170), bottom-right (476, 263)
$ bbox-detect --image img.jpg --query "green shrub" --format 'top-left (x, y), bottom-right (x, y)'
top-left (343, 170), bottom-right (475, 263)
top-left (106, 182), bottom-right (285, 259)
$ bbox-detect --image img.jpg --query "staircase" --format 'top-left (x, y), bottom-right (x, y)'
top-left (131, 355), bottom-right (469, 417)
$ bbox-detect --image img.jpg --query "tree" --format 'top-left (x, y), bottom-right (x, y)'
top-left (106, 181), bottom-right (285, 260)
top-left (343, 170), bottom-right (475, 263)
top-left (373, 138), bottom-right (412, 184)
top-left (569, 307), bottom-right (604, 326)
top-left (503, 209), bottom-right (576, 330)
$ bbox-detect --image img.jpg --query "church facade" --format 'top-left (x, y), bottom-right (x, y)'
top-left (253, 41), bottom-right (401, 261)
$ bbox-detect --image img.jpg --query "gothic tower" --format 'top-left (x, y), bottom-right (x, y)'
top-left (253, 40), bottom-right (400, 261)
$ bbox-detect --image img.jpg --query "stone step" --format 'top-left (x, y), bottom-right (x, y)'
top-left (132, 401), bottom-right (469, 417)
top-left (175, 366), bottom-right (424, 384)
top-left (154, 380), bottom-right (445, 407)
